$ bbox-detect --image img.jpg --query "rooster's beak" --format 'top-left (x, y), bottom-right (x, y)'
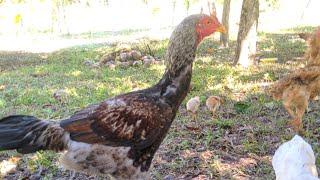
top-left (216, 25), bottom-right (226, 34)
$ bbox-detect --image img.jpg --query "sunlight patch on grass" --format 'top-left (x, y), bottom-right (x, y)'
top-left (64, 88), bottom-right (78, 98)
top-left (69, 70), bottom-right (82, 77)
top-left (0, 99), bottom-right (6, 108)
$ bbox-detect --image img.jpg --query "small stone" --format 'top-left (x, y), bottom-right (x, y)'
top-left (149, 56), bottom-right (155, 61)
top-left (29, 174), bottom-right (41, 180)
top-left (130, 50), bottom-right (142, 60)
top-left (100, 54), bottom-right (115, 64)
top-left (196, 146), bottom-right (206, 152)
top-left (108, 63), bottom-right (116, 69)
top-left (153, 60), bottom-right (164, 65)
top-left (107, 60), bottom-right (116, 65)
top-left (83, 59), bottom-right (95, 66)
top-left (142, 55), bottom-right (149, 61)
top-left (120, 52), bottom-right (129, 62)
top-left (163, 175), bottom-right (174, 180)
top-left (53, 89), bottom-right (68, 103)
top-left (83, 59), bottom-right (100, 68)
top-left (104, 61), bottom-right (116, 68)
top-left (119, 61), bottom-right (131, 68)
top-left (133, 60), bottom-right (143, 66)
top-left (91, 62), bottom-right (100, 68)
top-left (143, 58), bottom-right (154, 67)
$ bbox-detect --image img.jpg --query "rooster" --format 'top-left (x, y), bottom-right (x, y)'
top-left (0, 14), bottom-right (225, 179)
top-left (269, 28), bottom-right (320, 132)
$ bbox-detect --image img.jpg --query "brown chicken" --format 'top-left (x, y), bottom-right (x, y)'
top-left (0, 14), bottom-right (225, 179)
top-left (206, 96), bottom-right (222, 118)
top-left (270, 28), bottom-right (320, 131)
top-left (299, 27), bottom-right (320, 66)
top-left (305, 28), bottom-right (320, 66)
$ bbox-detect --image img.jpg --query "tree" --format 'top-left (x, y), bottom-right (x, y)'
top-left (171, 0), bottom-right (176, 25)
top-left (220, 0), bottom-right (231, 47)
top-left (184, 0), bottom-right (190, 15)
top-left (50, 0), bottom-right (80, 34)
top-left (234, 0), bottom-right (259, 67)
top-left (184, 0), bottom-right (200, 15)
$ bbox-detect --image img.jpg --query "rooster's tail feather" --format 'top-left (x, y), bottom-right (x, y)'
top-left (0, 115), bottom-right (68, 154)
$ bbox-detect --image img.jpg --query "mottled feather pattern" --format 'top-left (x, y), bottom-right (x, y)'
top-left (61, 143), bottom-right (149, 179)
top-left (58, 91), bottom-right (175, 173)
top-left (61, 93), bottom-right (172, 150)
top-left (93, 95), bottom-right (169, 147)
top-left (165, 15), bottom-right (200, 76)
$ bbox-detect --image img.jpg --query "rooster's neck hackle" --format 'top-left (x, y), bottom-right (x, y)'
top-left (157, 15), bottom-right (204, 111)
top-left (165, 15), bottom-right (201, 76)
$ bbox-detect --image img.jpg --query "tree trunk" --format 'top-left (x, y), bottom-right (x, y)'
top-left (234, 0), bottom-right (259, 67)
top-left (171, 0), bottom-right (176, 26)
top-left (220, 0), bottom-right (231, 47)
top-left (51, 0), bottom-right (69, 35)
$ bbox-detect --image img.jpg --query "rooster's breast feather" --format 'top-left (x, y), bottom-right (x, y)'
top-left (60, 93), bottom-right (172, 149)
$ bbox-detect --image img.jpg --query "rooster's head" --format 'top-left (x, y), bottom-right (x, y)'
top-left (196, 14), bottom-right (226, 44)
top-left (165, 14), bottom-right (225, 75)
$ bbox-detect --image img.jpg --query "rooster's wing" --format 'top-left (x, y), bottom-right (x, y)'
top-left (60, 94), bottom-right (171, 149)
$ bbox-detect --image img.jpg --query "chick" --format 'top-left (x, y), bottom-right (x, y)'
top-left (186, 96), bottom-right (201, 123)
top-left (206, 96), bottom-right (222, 118)
top-left (0, 157), bottom-right (20, 176)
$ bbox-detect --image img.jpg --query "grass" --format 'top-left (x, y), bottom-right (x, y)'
top-left (0, 26), bottom-right (319, 179)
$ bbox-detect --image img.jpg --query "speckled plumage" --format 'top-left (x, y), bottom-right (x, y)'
top-left (165, 14), bottom-right (199, 76)
top-left (0, 14), bottom-right (222, 179)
